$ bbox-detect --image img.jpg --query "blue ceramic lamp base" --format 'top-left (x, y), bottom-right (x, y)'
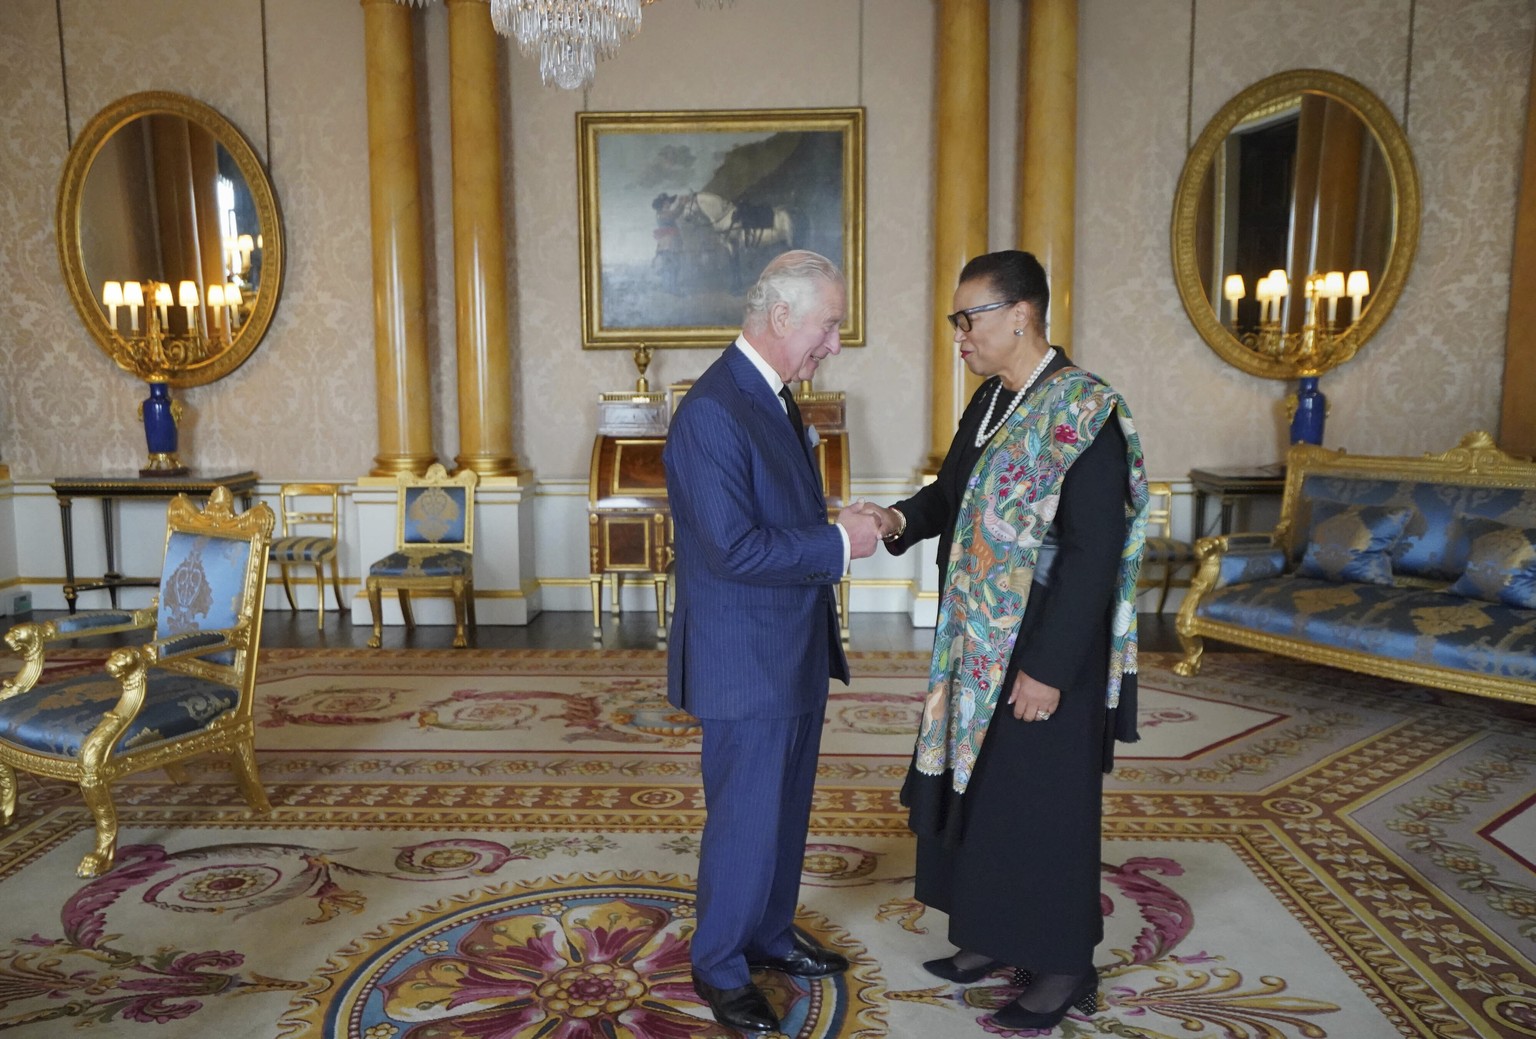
top-left (1288, 376), bottom-right (1327, 446)
top-left (139, 381), bottom-right (188, 477)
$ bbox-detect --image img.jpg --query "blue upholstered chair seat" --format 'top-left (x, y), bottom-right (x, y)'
top-left (369, 549), bottom-right (472, 579)
top-left (1199, 576), bottom-right (1536, 680)
top-left (268, 536), bottom-right (338, 564)
top-left (0, 671), bottom-right (238, 758)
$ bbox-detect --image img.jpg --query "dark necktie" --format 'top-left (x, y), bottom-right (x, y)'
top-left (778, 385), bottom-right (805, 444)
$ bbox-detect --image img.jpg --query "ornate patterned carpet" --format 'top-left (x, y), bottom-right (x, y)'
top-left (0, 647), bottom-right (1533, 1038)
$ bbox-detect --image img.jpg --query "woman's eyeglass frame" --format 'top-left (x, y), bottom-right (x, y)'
top-left (946, 299), bottom-right (1018, 333)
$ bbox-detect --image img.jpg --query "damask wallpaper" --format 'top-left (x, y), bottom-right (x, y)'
top-left (0, 0), bottom-right (1529, 488)
top-left (1078, 0), bottom-right (1532, 470)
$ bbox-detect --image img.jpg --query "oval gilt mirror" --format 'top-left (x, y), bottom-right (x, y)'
top-left (1171, 69), bottom-right (1419, 379)
top-left (57, 91), bottom-right (283, 387)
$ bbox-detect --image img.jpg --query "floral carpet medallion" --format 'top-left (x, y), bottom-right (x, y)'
top-left (284, 871), bottom-right (879, 1039)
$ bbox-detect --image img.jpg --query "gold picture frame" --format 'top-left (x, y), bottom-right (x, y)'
top-left (577, 107), bottom-right (865, 349)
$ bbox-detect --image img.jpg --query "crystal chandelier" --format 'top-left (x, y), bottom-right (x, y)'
top-left (395, 0), bottom-right (731, 91)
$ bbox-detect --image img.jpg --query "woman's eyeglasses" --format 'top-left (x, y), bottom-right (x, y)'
top-left (946, 299), bottom-right (1016, 332)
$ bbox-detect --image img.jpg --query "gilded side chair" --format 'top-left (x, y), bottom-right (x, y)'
top-left (268, 482), bottom-right (345, 629)
top-left (1140, 480), bottom-right (1196, 613)
top-left (366, 463), bottom-right (478, 649)
top-left (0, 487), bottom-right (274, 877)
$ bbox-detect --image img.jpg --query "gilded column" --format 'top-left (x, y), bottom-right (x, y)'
top-left (448, 0), bottom-right (517, 476)
top-left (1017, 0), bottom-right (1077, 353)
top-left (362, 0), bottom-right (436, 475)
top-left (926, 0), bottom-right (990, 472)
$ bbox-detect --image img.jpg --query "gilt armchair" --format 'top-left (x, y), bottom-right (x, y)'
top-left (366, 463), bottom-right (478, 649)
top-left (0, 486), bottom-right (274, 877)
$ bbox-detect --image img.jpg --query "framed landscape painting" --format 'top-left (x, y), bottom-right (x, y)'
top-left (576, 107), bottom-right (865, 349)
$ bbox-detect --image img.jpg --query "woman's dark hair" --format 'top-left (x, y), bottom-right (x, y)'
top-left (959, 250), bottom-right (1049, 333)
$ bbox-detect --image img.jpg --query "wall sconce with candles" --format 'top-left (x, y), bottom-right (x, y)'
top-left (1219, 266), bottom-right (1371, 445)
top-left (1220, 267), bottom-right (1371, 371)
top-left (96, 274), bottom-right (251, 474)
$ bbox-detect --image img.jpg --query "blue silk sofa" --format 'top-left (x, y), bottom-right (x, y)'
top-left (1175, 432), bottom-right (1536, 706)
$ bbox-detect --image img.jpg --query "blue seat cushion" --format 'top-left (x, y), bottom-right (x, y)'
top-left (1449, 517), bottom-right (1536, 609)
top-left (269, 536), bottom-right (338, 564)
top-left (1300, 475), bottom-right (1536, 580)
top-left (1296, 502), bottom-right (1412, 585)
top-left (0, 671), bottom-right (238, 757)
top-left (369, 549), bottom-right (472, 579)
top-left (1197, 576), bottom-right (1536, 681)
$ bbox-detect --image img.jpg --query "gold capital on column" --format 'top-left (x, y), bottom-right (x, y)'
top-left (448, 0), bottom-right (519, 477)
top-left (362, 0), bottom-right (437, 476)
top-left (1018, 0), bottom-right (1077, 355)
top-left (926, 0), bottom-right (991, 474)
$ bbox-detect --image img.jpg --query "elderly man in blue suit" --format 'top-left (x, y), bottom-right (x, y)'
top-left (664, 250), bottom-right (882, 1033)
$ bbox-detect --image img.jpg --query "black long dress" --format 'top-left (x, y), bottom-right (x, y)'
top-left (886, 352), bottom-right (1135, 975)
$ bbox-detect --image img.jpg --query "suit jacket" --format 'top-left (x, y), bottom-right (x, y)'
top-left (663, 343), bottom-right (850, 720)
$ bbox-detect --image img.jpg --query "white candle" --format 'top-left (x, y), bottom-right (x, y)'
top-left (123, 281), bottom-right (143, 331)
top-left (206, 284), bottom-right (225, 329)
top-left (1223, 274), bottom-right (1245, 326)
top-left (154, 283), bottom-right (172, 328)
top-left (102, 281), bottom-right (122, 330)
top-left (225, 283), bottom-right (243, 329)
top-left (1322, 271), bottom-right (1344, 325)
top-left (1347, 270), bottom-right (1370, 323)
top-left (179, 280), bottom-right (199, 329)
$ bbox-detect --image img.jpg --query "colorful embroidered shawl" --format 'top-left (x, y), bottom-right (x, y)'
top-left (916, 367), bottom-right (1149, 793)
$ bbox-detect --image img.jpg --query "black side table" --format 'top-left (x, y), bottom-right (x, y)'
top-left (50, 472), bottom-right (260, 612)
top-left (1187, 465), bottom-right (1286, 537)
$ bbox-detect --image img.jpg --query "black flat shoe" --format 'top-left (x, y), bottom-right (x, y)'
top-left (991, 973), bottom-right (1099, 1030)
top-left (746, 929), bottom-right (849, 979)
top-left (691, 972), bottom-right (779, 1033)
top-left (922, 953), bottom-right (1004, 984)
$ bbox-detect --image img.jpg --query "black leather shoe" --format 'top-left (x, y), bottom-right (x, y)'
top-left (691, 973), bottom-right (779, 1033)
top-left (991, 973), bottom-right (1099, 1030)
top-left (922, 953), bottom-right (1004, 984)
top-left (747, 929), bottom-right (849, 978)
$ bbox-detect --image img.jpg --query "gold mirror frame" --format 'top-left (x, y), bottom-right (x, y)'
top-left (56, 91), bottom-right (284, 387)
top-left (1171, 69), bottom-right (1420, 379)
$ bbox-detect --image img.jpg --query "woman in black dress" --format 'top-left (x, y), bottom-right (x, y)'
top-left (857, 250), bottom-right (1145, 1031)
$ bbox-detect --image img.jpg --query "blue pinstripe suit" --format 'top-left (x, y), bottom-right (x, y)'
top-left (663, 342), bottom-right (849, 988)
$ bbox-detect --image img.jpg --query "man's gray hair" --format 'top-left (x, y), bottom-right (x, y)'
top-left (744, 250), bottom-right (843, 322)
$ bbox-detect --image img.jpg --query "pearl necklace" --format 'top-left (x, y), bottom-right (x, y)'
top-left (973, 348), bottom-right (1056, 447)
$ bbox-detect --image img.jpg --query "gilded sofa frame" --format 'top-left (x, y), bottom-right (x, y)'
top-left (0, 487), bottom-right (275, 876)
top-left (1174, 432), bottom-right (1536, 706)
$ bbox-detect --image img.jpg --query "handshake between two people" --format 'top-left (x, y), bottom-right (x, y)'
top-left (835, 500), bottom-right (904, 560)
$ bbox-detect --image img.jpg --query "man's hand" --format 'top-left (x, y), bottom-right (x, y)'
top-left (838, 508), bottom-right (881, 559)
top-left (849, 501), bottom-right (902, 540)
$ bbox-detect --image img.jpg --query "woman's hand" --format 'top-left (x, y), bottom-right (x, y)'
top-left (1008, 671), bottom-right (1061, 722)
top-left (848, 500), bottom-right (904, 540)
